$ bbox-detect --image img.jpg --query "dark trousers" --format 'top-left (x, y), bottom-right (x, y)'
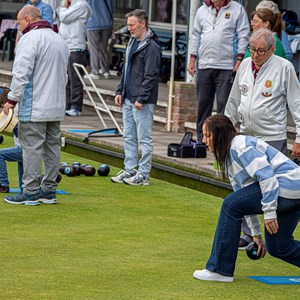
top-left (87, 29), bottom-right (111, 75)
top-left (196, 69), bottom-right (232, 141)
top-left (206, 182), bottom-right (300, 276)
top-left (66, 51), bottom-right (85, 111)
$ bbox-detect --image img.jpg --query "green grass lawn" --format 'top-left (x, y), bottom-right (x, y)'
top-left (0, 136), bottom-right (299, 299)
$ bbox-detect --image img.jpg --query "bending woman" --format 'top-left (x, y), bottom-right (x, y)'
top-left (193, 114), bottom-right (300, 282)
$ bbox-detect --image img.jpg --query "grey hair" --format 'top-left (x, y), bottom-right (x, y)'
top-left (249, 28), bottom-right (276, 48)
top-left (256, 0), bottom-right (279, 14)
top-left (18, 5), bottom-right (42, 20)
top-left (125, 9), bottom-right (148, 27)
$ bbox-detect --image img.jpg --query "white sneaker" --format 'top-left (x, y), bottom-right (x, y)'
top-left (65, 109), bottom-right (81, 116)
top-left (193, 269), bottom-right (233, 282)
top-left (83, 73), bottom-right (100, 80)
top-left (110, 169), bottom-right (137, 183)
top-left (123, 172), bottom-right (150, 186)
top-left (103, 72), bottom-right (110, 79)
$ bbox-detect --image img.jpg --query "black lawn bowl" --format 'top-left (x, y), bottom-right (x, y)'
top-left (72, 162), bottom-right (81, 176)
top-left (59, 162), bottom-right (69, 175)
top-left (97, 164), bottom-right (110, 176)
top-left (84, 165), bottom-right (96, 176)
top-left (80, 164), bottom-right (88, 175)
top-left (246, 243), bottom-right (261, 260)
top-left (64, 165), bottom-right (76, 177)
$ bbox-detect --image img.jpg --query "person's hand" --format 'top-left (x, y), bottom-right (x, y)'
top-left (114, 95), bottom-right (123, 107)
top-left (253, 236), bottom-right (267, 258)
top-left (233, 59), bottom-right (242, 73)
top-left (265, 218), bottom-right (278, 235)
top-left (291, 143), bottom-right (300, 157)
top-left (187, 58), bottom-right (196, 77)
top-left (2, 102), bottom-right (15, 115)
top-left (134, 101), bottom-right (143, 110)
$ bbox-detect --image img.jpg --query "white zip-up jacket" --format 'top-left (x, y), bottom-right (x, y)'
top-left (59, 0), bottom-right (92, 51)
top-left (225, 55), bottom-right (300, 143)
top-left (8, 24), bottom-right (69, 122)
top-left (190, 0), bottom-right (249, 70)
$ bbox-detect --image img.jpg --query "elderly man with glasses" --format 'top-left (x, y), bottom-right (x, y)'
top-left (225, 28), bottom-right (300, 158)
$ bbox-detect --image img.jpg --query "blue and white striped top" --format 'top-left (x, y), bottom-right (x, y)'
top-left (227, 135), bottom-right (300, 221)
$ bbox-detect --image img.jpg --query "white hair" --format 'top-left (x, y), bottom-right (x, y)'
top-left (250, 28), bottom-right (276, 48)
top-left (256, 1), bottom-right (279, 14)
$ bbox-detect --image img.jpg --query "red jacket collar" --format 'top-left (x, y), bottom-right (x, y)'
top-left (204, 0), bottom-right (230, 8)
top-left (22, 20), bottom-right (52, 35)
top-left (251, 61), bottom-right (261, 78)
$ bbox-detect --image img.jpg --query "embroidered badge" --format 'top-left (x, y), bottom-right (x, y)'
top-left (262, 92), bottom-right (272, 97)
top-left (241, 84), bottom-right (248, 94)
top-left (225, 13), bottom-right (231, 19)
top-left (265, 80), bottom-right (272, 88)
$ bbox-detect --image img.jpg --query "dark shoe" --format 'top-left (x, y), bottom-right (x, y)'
top-left (38, 189), bottom-right (57, 204)
top-left (0, 185), bottom-right (9, 193)
top-left (238, 234), bottom-right (253, 250)
top-left (4, 192), bottom-right (39, 205)
top-left (39, 189), bottom-right (57, 204)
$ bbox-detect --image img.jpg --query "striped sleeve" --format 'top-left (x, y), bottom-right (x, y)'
top-left (237, 146), bottom-right (279, 219)
top-left (245, 215), bottom-right (262, 237)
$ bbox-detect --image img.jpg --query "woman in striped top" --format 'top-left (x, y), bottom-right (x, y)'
top-left (193, 114), bottom-right (300, 282)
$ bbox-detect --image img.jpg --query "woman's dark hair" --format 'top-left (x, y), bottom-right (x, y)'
top-left (204, 114), bottom-right (238, 178)
top-left (252, 8), bottom-right (282, 39)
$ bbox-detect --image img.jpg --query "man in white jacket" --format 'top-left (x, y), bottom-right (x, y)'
top-left (3, 5), bottom-right (69, 205)
top-left (43, 0), bottom-right (61, 32)
top-left (225, 28), bottom-right (300, 248)
top-left (225, 28), bottom-right (300, 156)
top-left (187, 0), bottom-right (250, 141)
top-left (59, 0), bottom-right (92, 116)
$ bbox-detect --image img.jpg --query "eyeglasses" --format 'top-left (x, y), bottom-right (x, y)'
top-left (251, 19), bottom-right (261, 24)
top-left (249, 47), bottom-right (271, 56)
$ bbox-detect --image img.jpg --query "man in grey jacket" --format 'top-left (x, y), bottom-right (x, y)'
top-left (111, 9), bottom-right (160, 186)
top-left (3, 5), bottom-right (69, 205)
top-left (187, 0), bottom-right (250, 141)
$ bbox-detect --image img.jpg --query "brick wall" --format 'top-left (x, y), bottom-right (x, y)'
top-left (171, 81), bottom-right (197, 133)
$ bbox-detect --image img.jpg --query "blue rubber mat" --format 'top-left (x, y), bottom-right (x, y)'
top-left (248, 276), bottom-right (300, 285)
top-left (9, 188), bottom-right (70, 195)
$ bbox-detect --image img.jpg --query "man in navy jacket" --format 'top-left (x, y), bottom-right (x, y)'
top-left (111, 9), bottom-right (160, 186)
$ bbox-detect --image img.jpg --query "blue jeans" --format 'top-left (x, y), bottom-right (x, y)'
top-left (123, 99), bottom-right (155, 178)
top-left (0, 146), bottom-right (23, 189)
top-left (206, 182), bottom-right (300, 276)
